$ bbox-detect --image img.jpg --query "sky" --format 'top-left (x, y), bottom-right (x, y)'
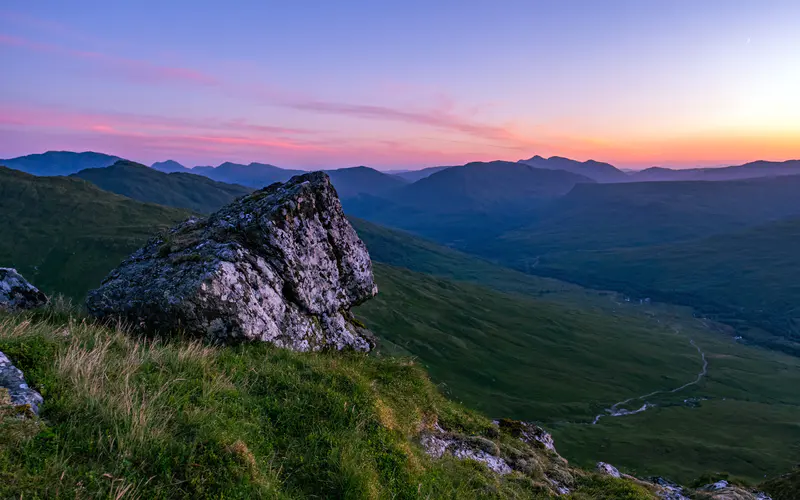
top-left (1, 0), bottom-right (799, 171)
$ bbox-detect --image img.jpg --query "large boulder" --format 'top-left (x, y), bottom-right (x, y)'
top-left (0, 268), bottom-right (48, 312)
top-left (86, 172), bottom-right (378, 351)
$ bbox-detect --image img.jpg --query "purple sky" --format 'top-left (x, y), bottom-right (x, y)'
top-left (1, 0), bottom-right (799, 170)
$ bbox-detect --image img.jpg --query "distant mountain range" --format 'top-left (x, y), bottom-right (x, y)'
top-left (630, 160), bottom-right (800, 182)
top-left (6, 150), bottom-right (800, 187)
top-left (517, 155), bottom-right (628, 183)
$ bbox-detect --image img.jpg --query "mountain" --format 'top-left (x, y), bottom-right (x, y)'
top-left (199, 161), bottom-right (304, 188)
top-left (72, 160), bottom-right (252, 213)
top-left (631, 159), bottom-right (800, 182)
top-left (324, 166), bottom-right (408, 198)
top-left (151, 159), bottom-right (191, 173)
top-left (392, 165), bottom-right (451, 182)
top-left (0, 165), bottom-right (188, 299)
top-left (344, 160), bottom-right (596, 247)
top-left (490, 174), bottom-right (800, 257)
top-left (518, 155), bottom-right (629, 183)
top-left (0, 151), bottom-right (121, 176)
top-left (392, 161), bottom-right (595, 211)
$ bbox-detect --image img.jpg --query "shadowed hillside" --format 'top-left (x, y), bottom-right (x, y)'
top-left (72, 160), bottom-right (252, 213)
top-left (0, 166), bottom-right (189, 299)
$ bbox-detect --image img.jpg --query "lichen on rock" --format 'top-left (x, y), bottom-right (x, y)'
top-left (0, 268), bottom-right (48, 312)
top-left (86, 172), bottom-right (378, 351)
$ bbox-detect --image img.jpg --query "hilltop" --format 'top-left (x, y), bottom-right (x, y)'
top-left (0, 151), bottom-right (120, 176)
top-left (72, 160), bottom-right (252, 213)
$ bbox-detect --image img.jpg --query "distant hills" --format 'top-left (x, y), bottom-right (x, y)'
top-left (518, 155), bottom-right (628, 183)
top-left (630, 159), bottom-right (800, 182)
top-left (72, 160), bottom-right (252, 214)
top-left (392, 165), bottom-right (450, 182)
top-left (0, 151), bottom-right (120, 176)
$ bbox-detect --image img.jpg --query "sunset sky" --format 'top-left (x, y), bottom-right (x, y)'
top-left (2, 0), bottom-right (799, 170)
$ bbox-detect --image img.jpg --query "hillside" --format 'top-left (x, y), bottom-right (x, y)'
top-left (1, 174), bottom-right (798, 486)
top-left (518, 155), bottom-right (628, 183)
top-left (72, 160), bottom-right (252, 213)
top-left (631, 159), bottom-right (800, 182)
top-left (0, 166), bottom-right (189, 299)
top-left (325, 166), bottom-right (408, 198)
top-left (1, 151), bottom-right (120, 176)
top-left (345, 161), bottom-right (595, 245)
top-left (198, 161), bottom-right (304, 187)
top-left (1, 307), bottom-right (666, 499)
top-left (534, 218), bottom-right (800, 355)
top-left (393, 161), bottom-right (595, 211)
top-left (487, 174), bottom-right (800, 257)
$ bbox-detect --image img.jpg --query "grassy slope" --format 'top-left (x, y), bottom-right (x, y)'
top-left (535, 218), bottom-right (800, 354)
top-left (0, 309), bottom-right (653, 499)
top-left (72, 160), bottom-right (253, 214)
top-left (352, 220), bottom-right (800, 483)
top-left (0, 166), bottom-right (189, 300)
top-left (0, 175), bottom-right (795, 487)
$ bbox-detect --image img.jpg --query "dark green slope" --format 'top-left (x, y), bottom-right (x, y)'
top-left (1, 151), bottom-right (121, 176)
top-left (0, 166), bottom-right (189, 299)
top-left (535, 218), bottom-right (800, 354)
top-left (72, 160), bottom-right (252, 213)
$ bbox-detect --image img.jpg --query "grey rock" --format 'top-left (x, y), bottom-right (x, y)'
top-left (596, 461), bottom-right (622, 478)
top-left (420, 432), bottom-right (512, 475)
top-left (496, 418), bottom-right (557, 452)
top-left (0, 268), bottom-right (48, 312)
top-left (0, 350), bottom-right (44, 415)
top-left (86, 172), bottom-right (378, 351)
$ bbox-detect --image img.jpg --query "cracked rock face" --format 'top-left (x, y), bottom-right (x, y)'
top-left (0, 351), bottom-right (44, 416)
top-left (0, 268), bottom-right (48, 312)
top-left (86, 172), bottom-right (378, 351)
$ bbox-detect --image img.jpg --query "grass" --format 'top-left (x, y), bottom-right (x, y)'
top-left (0, 166), bottom-right (189, 300)
top-left (0, 308), bottom-right (655, 499)
top-left (351, 221), bottom-right (800, 484)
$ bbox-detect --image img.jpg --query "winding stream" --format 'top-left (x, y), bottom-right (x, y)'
top-left (592, 337), bottom-right (708, 425)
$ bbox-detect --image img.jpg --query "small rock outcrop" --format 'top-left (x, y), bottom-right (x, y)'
top-left (0, 351), bottom-right (44, 416)
top-left (86, 172), bottom-right (378, 351)
top-left (420, 419), bottom-right (573, 496)
top-left (0, 268), bottom-right (48, 312)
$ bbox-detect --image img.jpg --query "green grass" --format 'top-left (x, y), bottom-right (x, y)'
top-left (0, 166), bottom-right (189, 300)
top-left (534, 218), bottom-right (800, 355)
top-left (352, 221), bottom-right (800, 484)
top-left (0, 308), bottom-right (655, 499)
top-left (358, 264), bottom-right (702, 423)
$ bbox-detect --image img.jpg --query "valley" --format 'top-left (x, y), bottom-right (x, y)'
top-left (1, 154), bottom-right (799, 490)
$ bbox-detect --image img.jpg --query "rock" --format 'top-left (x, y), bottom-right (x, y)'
top-left (420, 432), bottom-right (513, 475)
top-left (86, 172), bottom-right (378, 351)
top-left (0, 351), bottom-right (44, 415)
top-left (496, 418), bottom-right (557, 452)
top-left (596, 461), bottom-right (622, 478)
top-left (0, 268), bottom-right (48, 312)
